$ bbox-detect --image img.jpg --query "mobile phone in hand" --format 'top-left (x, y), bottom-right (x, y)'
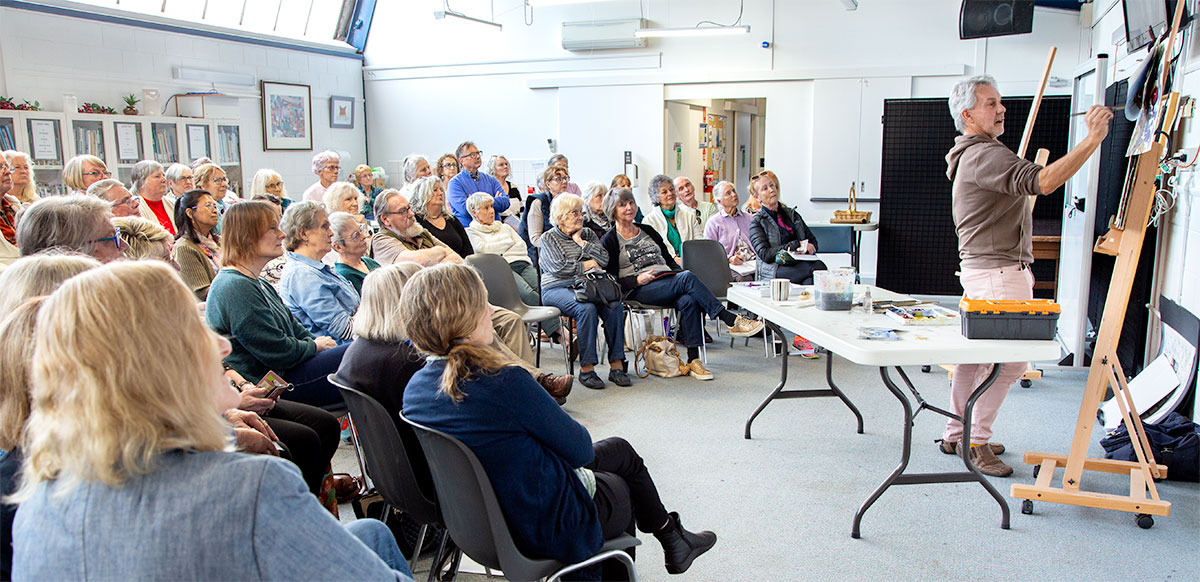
top-left (256, 371), bottom-right (292, 400)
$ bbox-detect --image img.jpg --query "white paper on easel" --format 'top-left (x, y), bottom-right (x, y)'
top-left (1100, 355), bottom-right (1178, 429)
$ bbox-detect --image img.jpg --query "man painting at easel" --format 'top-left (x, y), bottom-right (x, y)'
top-left (942, 75), bottom-right (1113, 477)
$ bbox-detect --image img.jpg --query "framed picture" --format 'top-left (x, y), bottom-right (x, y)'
top-left (330, 95), bottom-right (355, 129)
top-left (261, 81), bottom-right (312, 151)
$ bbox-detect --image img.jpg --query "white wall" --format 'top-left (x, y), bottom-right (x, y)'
top-left (363, 0), bottom-right (1087, 278)
top-left (0, 6), bottom-right (366, 195)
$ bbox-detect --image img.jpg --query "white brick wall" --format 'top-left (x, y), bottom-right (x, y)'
top-left (0, 6), bottom-right (367, 196)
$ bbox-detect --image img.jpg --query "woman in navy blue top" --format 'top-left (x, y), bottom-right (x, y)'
top-left (400, 264), bottom-right (716, 579)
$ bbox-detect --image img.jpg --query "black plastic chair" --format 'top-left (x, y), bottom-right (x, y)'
top-left (329, 376), bottom-right (460, 580)
top-left (400, 413), bottom-right (640, 582)
top-left (808, 225), bottom-right (855, 254)
top-left (466, 253), bottom-right (565, 369)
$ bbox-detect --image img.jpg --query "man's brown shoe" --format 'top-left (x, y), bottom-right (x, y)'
top-left (537, 373), bottom-right (574, 400)
top-left (939, 439), bottom-right (1005, 456)
top-left (968, 443), bottom-right (1013, 477)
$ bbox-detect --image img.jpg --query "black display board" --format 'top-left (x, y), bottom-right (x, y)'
top-left (876, 96), bottom-right (1070, 296)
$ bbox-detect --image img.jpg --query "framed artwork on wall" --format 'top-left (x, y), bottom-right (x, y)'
top-left (330, 95), bottom-right (355, 129)
top-left (261, 81), bottom-right (312, 150)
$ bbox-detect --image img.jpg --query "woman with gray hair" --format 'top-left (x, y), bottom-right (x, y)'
top-left (16, 195), bottom-right (123, 263)
top-left (329, 211), bottom-right (378, 295)
top-left (303, 150), bottom-right (341, 203)
top-left (250, 169), bottom-right (291, 209)
top-left (601, 187), bottom-right (762, 381)
top-left (278, 200), bottom-right (360, 344)
top-left (579, 180), bottom-right (611, 238)
top-left (164, 163), bottom-right (193, 204)
top-left (130, 160), bottom-right (175, 235)
top-left (87, 179), bottom-right (141, 218)
top-left (410, 176), bottom-right (473, 258)
top-left (398, 154), bottom-right (432, 200)
top-left (464, 192), bottom-right (561, 340)
top-left (539, 193), bottom-right (630, 390)
top-left (323, 181), bottom-right (368, 229)
top-left (642, 174), bottom-right (699, 257)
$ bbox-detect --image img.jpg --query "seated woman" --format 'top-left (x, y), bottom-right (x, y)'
top-left (539, 194), bottom-right (630, 390)
top-left (519, 165), bottom-right (573, 261)
top-left (9, 261), bottom-right (411, 580)
top-left (279, 201), bottom-right (360, 345)
top-left (206, 201), bottom-right (349, 407)
top-left (580, 181), bottom-right (611, 239)
top-left (173, 189), bottom-right (223, 300)
top-left (401, 264), bottom-right (716, 577)
top-left (113, 216), bottom-right (174, 263)
top-left (131, 160), bottom-right (176, 235)
top-left (353, 164), bottom-right (382, 222)
top-left (251, 168), bottom-right (293, 209)
top-left (642, 174), bottom-right (699, 258)
top-left (747, 170), bottom-right (826, 285)
top-left (324, 181), bottom-right (369, 231)
top-left (703, 181), bottom-right (757, 281)
top-left (600, 188), bottom-right (763, 380)
top-left (463, 192), bottom-right (560, 341)
top-left (330, 211), bottom-right (379, 295)
top-left (410, 177), bottom-right (473, 259)
top-left (165, 163), bottom-right (193, 204)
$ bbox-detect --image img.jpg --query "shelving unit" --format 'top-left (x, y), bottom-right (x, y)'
top-left (24, 113), bottom-right (67, 196)
top-left (151, 121), bottom-right (180, 165)
top-left (216, 123), bottom-right (242, 195)
top-left (113, 120), bottom-right (145, 184)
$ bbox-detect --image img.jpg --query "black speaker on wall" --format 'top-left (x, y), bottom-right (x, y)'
top-left (960, 0), bottom-right (1036, 39)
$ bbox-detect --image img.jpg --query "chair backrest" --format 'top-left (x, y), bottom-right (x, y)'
top-left (681, 238), bottom-right (731, 300)
top-left (809, 225), bottom-right (854, 254)
top-left (466, 253), bottom-right (528, 313)
top-left (329, 376), bottom-right (441, 525)
top-left (400, 413), bottom-right (560, 581)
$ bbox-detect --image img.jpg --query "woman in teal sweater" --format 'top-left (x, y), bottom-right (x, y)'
top-left (205, 201), bottom-right (348, 407)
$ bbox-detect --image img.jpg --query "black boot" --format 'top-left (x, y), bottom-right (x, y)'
top-left (653, 511), bottom-right (716, 575)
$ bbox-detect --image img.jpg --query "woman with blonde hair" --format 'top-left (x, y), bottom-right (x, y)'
top-left (352, 164), bottom-right (381, 221)
top-left (0, 252), bottom-right (101, 317)
top-left (434, 153), bottom-right (458, 192)
top-left (323, 181), bottom-right (368, 228)
top-left (113, 216), bottom-right (174, 263)
top-left (8, 261), bottom-right (411, 580)
top-left (195, 163), bottom-right (231, 214)
top-left (250, 168), bottom-right (291, 209)
top-left (401, 263), bottom-right (715, 578)
top-left (61, 154), bottom-right (110, 195)
top-left (3, 151), bottom-right (37, 204)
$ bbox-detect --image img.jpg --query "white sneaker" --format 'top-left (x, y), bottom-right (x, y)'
top-left (729, 315), bottom-right (764, 338)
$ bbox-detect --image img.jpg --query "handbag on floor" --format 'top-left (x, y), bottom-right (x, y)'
top-left (625, 308), bottom-right (652, 352)
top-left (634, 335), bottom-right (687, 378)
top-left (1100, 412), bottom-right (1199, 482)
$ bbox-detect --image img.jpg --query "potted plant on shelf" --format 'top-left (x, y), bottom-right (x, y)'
top-left (122, 94), bottom-right (140, 115)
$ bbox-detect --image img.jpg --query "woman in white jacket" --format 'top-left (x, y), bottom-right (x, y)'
top-left (464, 192), bottom-right (560, 339)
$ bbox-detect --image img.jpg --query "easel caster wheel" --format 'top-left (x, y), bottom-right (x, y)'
top-left (1020, 379), bottom-right (1033, 388)
top-left (921, 365), bottom-right (931, 373)
top-left (1136, 514), bottom-right (1154, 529)
top-left (1021, 500), bottom-right (1033, 515)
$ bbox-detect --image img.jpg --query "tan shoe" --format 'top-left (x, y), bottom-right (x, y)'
top-left (968, 443), bottom-right (1013, 477)
top-left (939, 439), bottom-right (1005, 456)
top-left (728, 315), bottom-right (764, 338)
top-left (687, 359), bottom-right (714, 381)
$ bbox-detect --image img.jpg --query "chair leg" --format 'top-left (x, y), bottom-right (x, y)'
top-left (428, 529), bottom-right (452, 582)
top-left (563, 316), bottom-right (574, 375)
top-left (409, 522), bottom-right (429, 575)
top-left (345, 414), bottom-right (370, 489)
top-left (699, 313), bottom-right (708, 364)
top-left (534, 321), bottom-right (542, 368)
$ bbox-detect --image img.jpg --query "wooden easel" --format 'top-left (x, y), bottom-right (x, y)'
top-left (1011, 3), bottom-right (1185, 528)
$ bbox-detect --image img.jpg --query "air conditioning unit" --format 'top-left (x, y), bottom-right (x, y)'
top-left (561, 18), bottom-right (646, 51)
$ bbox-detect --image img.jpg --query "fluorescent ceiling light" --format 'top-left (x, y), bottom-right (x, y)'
top-left (433, 9), bottom-right (502, 30)
top-left (172, 66), bottom-right (255, 87)
top-left (634, 25), bottom-right (750, 38)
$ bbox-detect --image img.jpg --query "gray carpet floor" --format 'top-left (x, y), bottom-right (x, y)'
top-left (334, 327), bottom-right (1200, 581)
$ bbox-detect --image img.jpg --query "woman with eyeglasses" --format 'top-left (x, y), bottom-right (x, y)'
top-left (205, 201), bottom-right (348, 407)
top-left (330, 211), bottom-right (378, 295)
top-left (747, 170), bottom-right (826, 285)
top-left (15, 195), bottom-right (124, 263)
top-left (352, 164), bottom-right (381, 222)
top-left (434, 153), bottom-right (458, 193)
top-left (130, 160), bottom-right (176, 235)
top-left (304, 150), bottom-right (341, 203)
top-left (518, 164), bottom-right (573, 266)
top-left (114, 216), bottom-right (175, 264)
top-left (323, 181), bottom-right (369, 232)
top-left (62, 155), bottom-right (110, 195)
top-left (173, 189), bottom-right (223, 301)
top-left (250, 168), bottom-right (292, 209)
top-left (195, 163), bottom-right (230, 212)
top-left (278, 201), bottom-right (360, 346)
top-left (164, 163), bottom-right (194, 204)
top-left (3, 151), bottom-right (38, 205)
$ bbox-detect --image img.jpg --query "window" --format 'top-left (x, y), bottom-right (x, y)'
top-left (66, 0), bottom-right (353, 45)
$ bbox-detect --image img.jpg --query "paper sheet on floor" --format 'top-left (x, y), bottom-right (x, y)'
top-left (1100, 355), bottom-right (1178, 429)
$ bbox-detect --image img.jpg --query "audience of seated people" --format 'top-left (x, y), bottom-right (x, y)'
top-left (0, 142), bottom-right (846, 579)
top-left (400, 263), bottom-right (717, 579)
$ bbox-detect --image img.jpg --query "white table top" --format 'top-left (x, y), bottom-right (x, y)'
top-left (806, 220), bottom-right (879, 231)
top-left (729, 284), bottom-right (1061, 367)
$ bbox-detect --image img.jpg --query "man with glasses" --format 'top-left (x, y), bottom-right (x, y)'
top-left (15, 195), bottom-right (123, 263)
top-left (0, 158), bottom-right (18, 264)
top-left (86, 179), bottom-right (141, 218)
top-left (304, 150), bottom-right (341, 202)
top-left (446, 140), bottom-right (510, 226)
top-left (370, 189), bottom-right (461, 266)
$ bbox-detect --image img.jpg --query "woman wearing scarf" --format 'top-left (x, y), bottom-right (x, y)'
top-left (642, 174), bottom-right (699, 257)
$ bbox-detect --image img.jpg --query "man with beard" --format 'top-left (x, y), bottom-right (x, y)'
top-left (371, 189), bottom-right (462, 267)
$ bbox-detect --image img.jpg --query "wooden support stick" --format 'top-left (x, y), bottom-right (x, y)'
top-left (1017, 46), bottom-right (1057, 160)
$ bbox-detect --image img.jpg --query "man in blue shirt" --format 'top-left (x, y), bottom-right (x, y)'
top-left (447, 140), bottom-right (510, 225)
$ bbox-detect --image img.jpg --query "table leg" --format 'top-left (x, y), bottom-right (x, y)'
top-left (851, 364), bottom-right (1007, 538)
top-left (745, 321), bottom-right (865, 439)
top-left (851, 230), bottom-right (862, 273)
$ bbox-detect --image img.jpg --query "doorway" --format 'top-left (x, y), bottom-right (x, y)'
top-left (663, 98), bottom-right (764, 203)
